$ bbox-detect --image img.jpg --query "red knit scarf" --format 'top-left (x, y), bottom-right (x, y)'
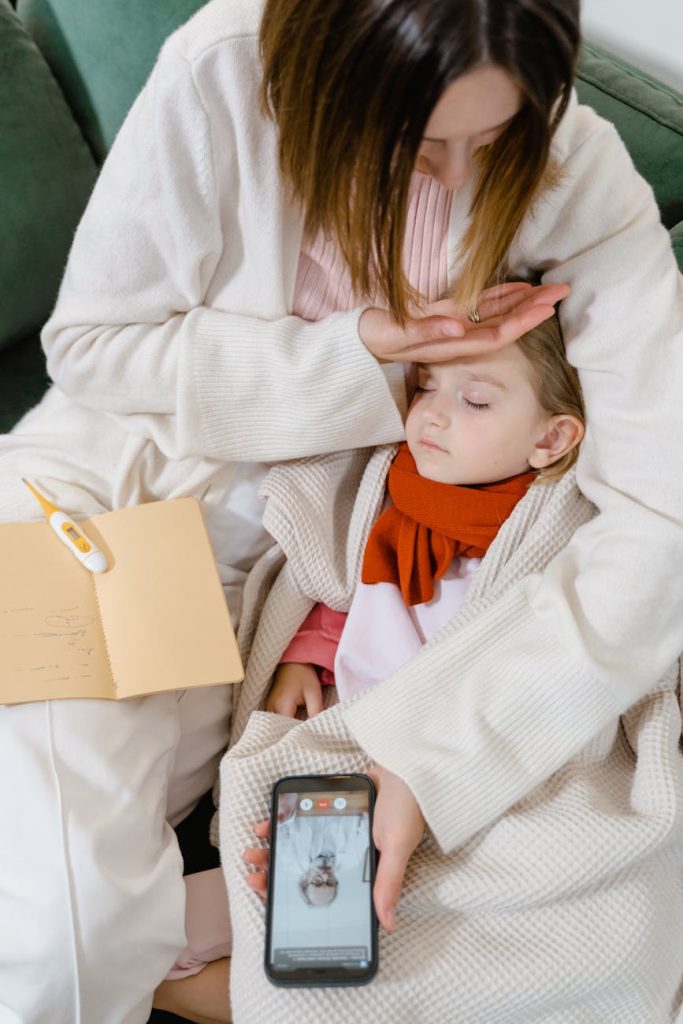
top-left (361, 443), bottom-right (535, 606)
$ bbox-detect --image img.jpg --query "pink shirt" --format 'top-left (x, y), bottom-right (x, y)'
top-left (292, 171), bottom-right (452, 319)
top-left (279, 555), bottom-right (482, 699)
top-left (280, 602), bottom-right (346, 686)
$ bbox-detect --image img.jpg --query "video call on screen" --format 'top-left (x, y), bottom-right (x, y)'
top-left (270, 789), bottom-right (372, 971)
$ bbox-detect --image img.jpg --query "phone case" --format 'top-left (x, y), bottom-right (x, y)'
top-left (264, 772), bottom-right (379, 987)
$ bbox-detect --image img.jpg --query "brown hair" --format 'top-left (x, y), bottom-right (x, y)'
top-left (517, 313), bottom-right (584, 481)
top-left (260, 0), bottom-right (580, 322)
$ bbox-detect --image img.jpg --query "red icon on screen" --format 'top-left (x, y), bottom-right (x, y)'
top-left (317, 799), bottom-right (330, 809)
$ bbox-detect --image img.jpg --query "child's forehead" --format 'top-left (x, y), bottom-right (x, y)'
top-left (418, 342), bottom-right (529, 382)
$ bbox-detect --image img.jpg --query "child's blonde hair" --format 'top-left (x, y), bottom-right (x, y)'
top-left (517, 313), bottom-right (584, 482)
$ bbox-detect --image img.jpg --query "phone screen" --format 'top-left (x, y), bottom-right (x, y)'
top-left (265, 774), bottom-right (377, 986)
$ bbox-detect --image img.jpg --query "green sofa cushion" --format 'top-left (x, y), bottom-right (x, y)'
top-left (671, 222), bottom-right (683, 272)
top-left (576, 42), bottom-right (683, 230)
top-left (0, 0), bottom-right (97, 351)
top-left (0, 334), bottom-right (48, 435)
top-left (16, 0), bottom-right (207, 162)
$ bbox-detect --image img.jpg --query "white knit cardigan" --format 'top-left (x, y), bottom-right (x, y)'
top-left (218, 448), bottom-right (683, 1023)
top-left (32, 0), bottom-right (683, 1008)
top-left (39, 0), bottom-right (683, 803)
top-left (40, 0), bottom-right (683, 802)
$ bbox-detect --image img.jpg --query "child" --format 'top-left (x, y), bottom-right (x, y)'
top-left (155, 311), bottom-right (583, 1021)
top-left (222, 306), bottom-right (681, 1024)
top-left (266, 312), bottom-right (584, 717)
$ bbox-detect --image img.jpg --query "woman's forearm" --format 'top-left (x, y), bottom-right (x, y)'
top-left (45, 305), bottom-right (406, 462)
top-left (41, 34), bottom-right (406, 462)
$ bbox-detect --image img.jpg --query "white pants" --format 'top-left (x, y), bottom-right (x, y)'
top-left (0, 685), bottom-right (232, 1024)
top-left (0, 387), bottom-right (270, 1023)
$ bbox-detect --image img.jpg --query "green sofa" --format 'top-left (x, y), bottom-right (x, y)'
top-left (1, 0), bottom-right (682, 436)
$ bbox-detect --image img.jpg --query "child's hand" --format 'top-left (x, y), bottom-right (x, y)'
top-left (264, 663), bottom-right (324, 719)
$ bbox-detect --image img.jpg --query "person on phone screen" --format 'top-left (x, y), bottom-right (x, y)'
top-left (274, 803), bottom-right (369, 908)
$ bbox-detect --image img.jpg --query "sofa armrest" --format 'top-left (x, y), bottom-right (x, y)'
top-left (576, 41), bottom-right (683, 229)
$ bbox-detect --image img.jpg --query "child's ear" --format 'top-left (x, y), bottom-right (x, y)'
top-left (528, 414), bottom-right (584, 470)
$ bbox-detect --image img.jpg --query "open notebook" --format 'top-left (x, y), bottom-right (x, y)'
top-left (0, 497), bottom-right (243, 704)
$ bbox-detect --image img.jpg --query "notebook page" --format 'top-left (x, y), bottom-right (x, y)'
top-left (0, 519), bottom-right (113, 703)
top-left (90, 498), bottom-right (243, 697)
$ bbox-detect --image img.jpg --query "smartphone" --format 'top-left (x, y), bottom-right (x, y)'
top-left (264, 772), bottom-right (378, 987)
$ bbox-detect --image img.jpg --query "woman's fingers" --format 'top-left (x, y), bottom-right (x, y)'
top-left (244, 841), bottom-right (269, 899)
top-left (384, 308), bottom-right (554, 363)
top-left (469, 303), bottom-right (557, 345)
top-left (361, 282), bottom-right (569, 364)
top-left (425, 282), bottom-right (570, 323)
top-left (478, 281), bottom-right (532, 301)
top-left (477, 282), bottom-right (569, 320)
top-left (243, 846), bottom-right (269, 867)
top-left (424, 283), bottom-right (531, 322)
top-left (246, 871), bottom-right (268, 898)
top-left (253, 819), bottom-right (270, 839)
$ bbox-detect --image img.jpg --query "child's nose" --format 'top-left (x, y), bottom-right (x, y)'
top-left (426, 398), bottom-right (449, 426)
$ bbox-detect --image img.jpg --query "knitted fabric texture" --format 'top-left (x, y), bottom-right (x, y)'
top-left (217, 448), bottom-right (683, 1023)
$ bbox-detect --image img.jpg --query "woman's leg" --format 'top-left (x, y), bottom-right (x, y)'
top-left (0, 683), bottom-right (234, 1023)
top-left (153, 958), bottom-right (232, 1024)
top-left (0, 394), bottom-right (191, 1022)
top-left (0, 693), bottom-right (187, 1024)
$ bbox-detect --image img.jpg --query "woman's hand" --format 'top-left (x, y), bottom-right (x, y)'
top-left (359, 280), bottom-right (570, 364)
top-left (243, 762), bottom-right (425, 933)
top-left (264, 663), bottom-right (324, 719)
top-left (243, 820), bottom-right (270, 900)
top-left (368, 763), bottom-right (425, 932)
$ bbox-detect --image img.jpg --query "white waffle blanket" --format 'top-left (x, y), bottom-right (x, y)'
top-left (218, 447), bottom-right (683, 1022)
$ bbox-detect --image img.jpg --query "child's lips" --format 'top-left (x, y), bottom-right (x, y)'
top-left (419, 437), bottom-right (447, 453)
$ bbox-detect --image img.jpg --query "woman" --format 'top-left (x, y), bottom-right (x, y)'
top-left (0, 0), bottom-right (680, 1021)
top-left (189, 0), bottom-right (682, 1020)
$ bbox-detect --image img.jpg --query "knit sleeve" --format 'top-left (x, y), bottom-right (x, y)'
top-left (41, 38), bottom-right (406, 462)
top-left (343, 110), bottom-right (683, 854)
top-left (279, 604), bottom-right (346, 678)
top-left (341, 580), bottom-right (617, 853)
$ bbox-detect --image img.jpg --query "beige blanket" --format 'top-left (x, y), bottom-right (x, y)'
top-left (218, 448), bottom-right (683, 1022)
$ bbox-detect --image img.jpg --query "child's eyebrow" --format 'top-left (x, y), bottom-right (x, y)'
top-left (416, 366), bottom-right (508, 390)
top-left (464, 372), bottom-right (508, 390)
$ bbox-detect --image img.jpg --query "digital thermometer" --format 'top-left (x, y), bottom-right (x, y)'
top-left (22, 478), bottom-right (108, 573)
